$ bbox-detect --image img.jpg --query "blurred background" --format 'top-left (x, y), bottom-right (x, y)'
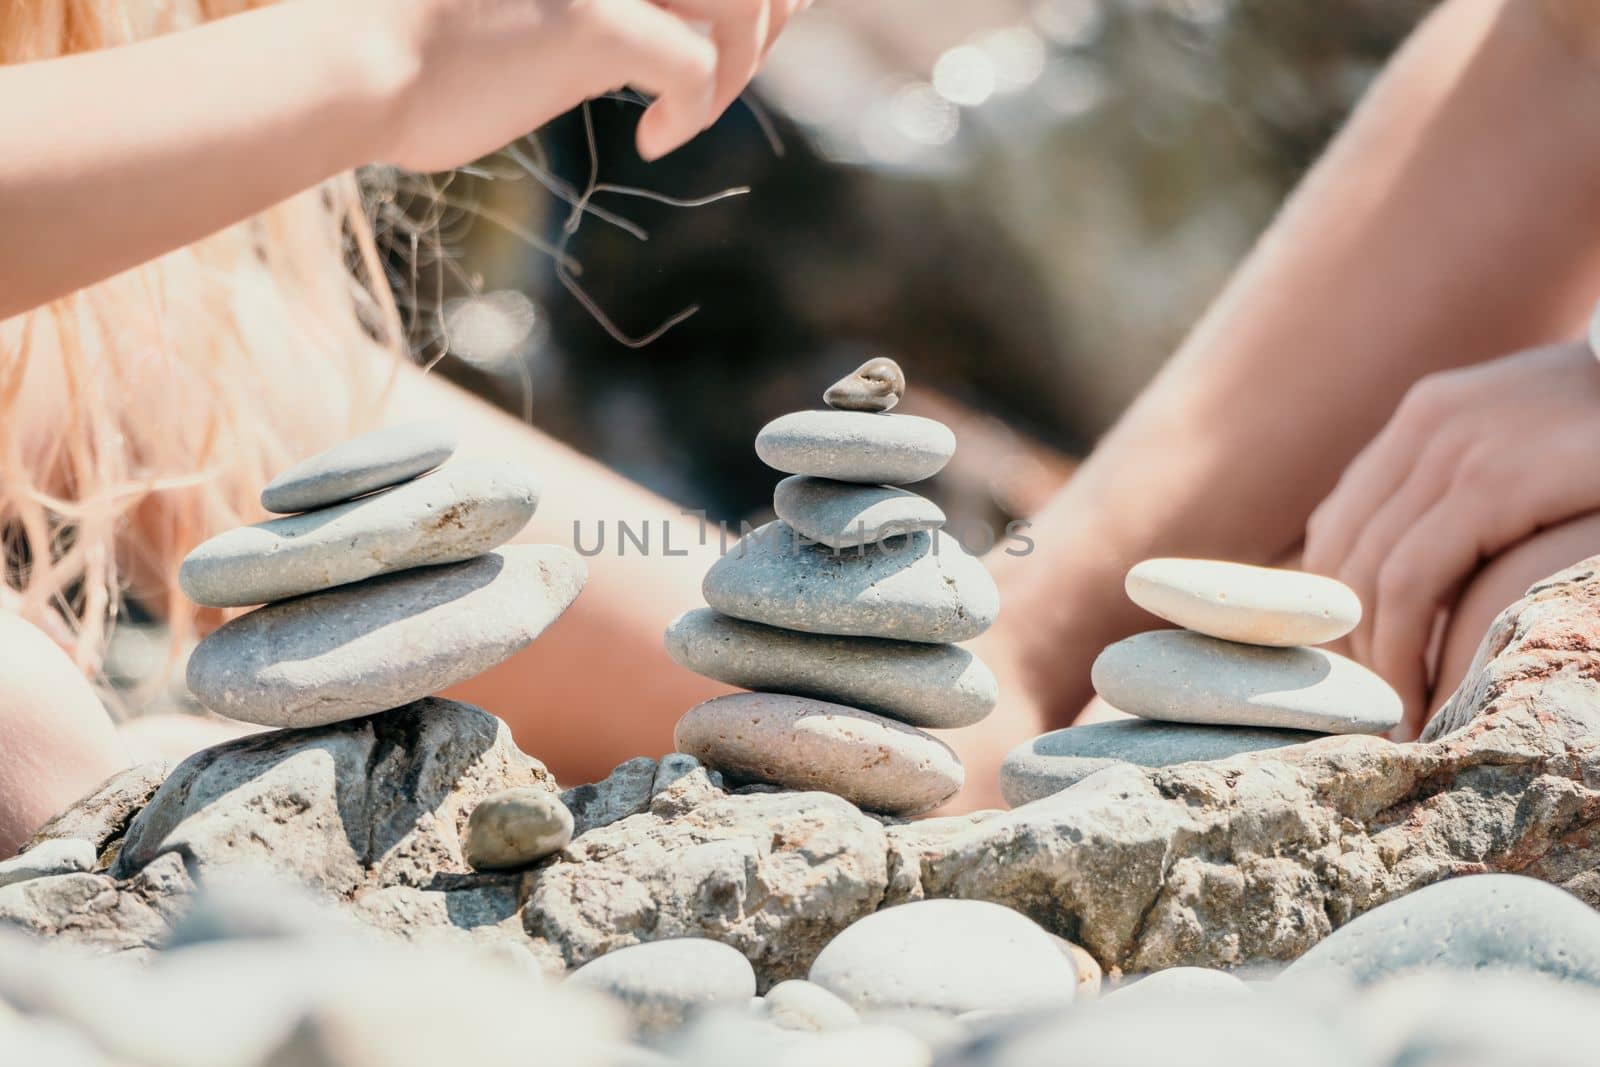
top-left (384, 0), bottom-right (1432, 539)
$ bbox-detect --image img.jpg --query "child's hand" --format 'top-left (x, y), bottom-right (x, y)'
top-left (370, 0), bottom-right (809, 171)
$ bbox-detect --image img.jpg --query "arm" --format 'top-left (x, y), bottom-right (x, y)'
top-left (994, 0), bottom-right (1600, 727)
top-left (0, 0), bottom-right (806, 320)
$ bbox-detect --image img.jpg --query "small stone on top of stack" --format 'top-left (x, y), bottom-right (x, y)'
top-left (666, 358), bottom-right (1001, 816)
top-left (1001, 558), bottom-right (1401, 806)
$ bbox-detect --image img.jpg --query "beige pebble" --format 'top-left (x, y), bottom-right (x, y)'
top-left (1126, 558), bottom-right (1361, 647)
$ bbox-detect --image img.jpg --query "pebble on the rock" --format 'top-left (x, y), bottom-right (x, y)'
top-left (1091, 629), bottom-right (1401, 734)
top-left (186, 545), bottom-right (585, 727)
top-left (808, 899), bottom-right (1076, 1016)
top-left (1281, 874), bottom-right (1600, 986)
top-left (703, 522), bottom-right (998, 644)
top-left (566, 938), bottom-right (757, 1034)
top-left (664, 609), bottom-right (997, 729)
top-left (464, 788), bottom-right (574, 871)
top-left (1109, 966), bottom-right (1249, 1001)
top-left (755, 411), bottom-right (955, 485)
top-left (999, 720), bottom-right (1320, 806)
top-left (822, 357), bottom-right (906, 413)
top-left (0, 839), bottom-right (95, 890)
top-left (673, 693), bottom-right (963, 816)
top-left (762, 979), bottom-right (861, 1032)
top-left (181, 458), bottom-right (540, 608)
top-left (1126, 558), bottom-right (1361, 647)
top-left (773, 476), bottom-right (945, 550)
top-left (260, 420), bottom-right (457, 514)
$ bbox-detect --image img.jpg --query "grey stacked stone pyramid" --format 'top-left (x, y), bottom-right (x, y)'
top-left (180, 421), bottom-right (586, 729)
top-left (666, 359), bottom-right (1001, 816)
top-left (1000, 558), bottom-right (1403, 806)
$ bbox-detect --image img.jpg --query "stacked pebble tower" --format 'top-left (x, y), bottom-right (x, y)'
top-left (666, 358), bottom-right (1001, 816)
top-left (180, 421), bottom-right (586, 734)
top-left (1000, 558), bottom-right (1403, 806)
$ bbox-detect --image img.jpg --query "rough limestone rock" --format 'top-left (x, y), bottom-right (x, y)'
top-left (39, 557), bottom-right (1600, 984)
top-left (24, 761), bottom-right (169, 862)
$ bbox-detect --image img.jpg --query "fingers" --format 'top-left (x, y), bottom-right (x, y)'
top-left (588, 0), bottom-right (719, 160)
top-left (664, 0), bottom-right (769, 119)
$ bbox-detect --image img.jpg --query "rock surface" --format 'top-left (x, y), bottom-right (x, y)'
top-left (755, 411), bottom-right (955, 484)
top-left (808, 900), bottom-right (1076, 1015)
top-left (566, 938), bottom-right (757, 1033)
top-left (0, 840), bottom-right (96, 890)
top-left (1092, 629), bottom-right (1401, 733)
top-left (186, 546), bottom-right (585, 727)
top-left (1125, 558), bottom-right (1361, 647)
top-left (260, 420), bottom-right (457, 514)
top-left (464, 788), bottom-right (574, 871)
top-left (665, 609), bottom-right (996, 729)
top-left (675, 693), bottom-right (963, 816)
top-left (773, 477), bottom-right (945, 549)
top-left (1000, 720), bottom-right (1318, 805)
top-left (1281, 874), bottom-right (1600, 985)
top-left (182, 459), bottom-right (539, 607)
top-left (703, 522), bottom-right (998, 644)
top-left (24, 762), bottom-right (169, 860)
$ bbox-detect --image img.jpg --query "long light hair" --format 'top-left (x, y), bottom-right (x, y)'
top-left (0, 0), bottom-right (403, 680)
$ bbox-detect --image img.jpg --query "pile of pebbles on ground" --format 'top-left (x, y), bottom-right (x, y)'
top-left (1001, 558), bottom-right (1401, 804)
top-left (665, 358), bottom-right (1001, 815)
top-left (179, 422), bottom-right (585, 869)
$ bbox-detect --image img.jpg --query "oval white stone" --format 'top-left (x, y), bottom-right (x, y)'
top-left (261, 421), bottom-right (457, 514)
top-left (664, 609), bottom-right (997, 729)
top-left (182, 459), bottom-right (539, 608)
top-left (703, 521), bottom-right (998, 644)
top-left (673, 692), bottom-right (963, 816)
top-left (186, 545), bottom-right (585, 727)
top-left (755, 411), bottom-right (955, 485)
top-left (566, 939), bottom-right (756, 1033)
top-left (808, 900), bottom-right (1076, 1015)
top-left (1091, 629), bottom-right (1400, 734)
top-left (1125, 558), bottom-right (1360, 647)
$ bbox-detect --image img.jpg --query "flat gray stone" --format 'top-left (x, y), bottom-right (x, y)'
top-left (566, 938), bottom-right (757, 1034)
top-left (999, 720), bottom-right (1319, 806)
top-left (182, 459), bottom-right (539, 608)
top-left (186, 546), bottom-right (585, 727)
top-left (1282, 874), bottom-right (1600, 985)
top-left (464, 788), bottom-right (574, 871)
top-left (1126, 558), bottom-right (1361, 647)
top-left (755, 411), bottom-right (955, 485)
top-left (674, 692), bottom-right (963, 816)
top-left (260, 421), bottom-right (456, 513)
top-left (773, 476), bottom-right (945, 549)
top-left (1091, 629), bottom-right (1401, 734)
top-left (703, 522), bottom-right (998, 644)
top-left (0, 839), bottom-right (95, 889)
top-left (808, 900), bottom-right (1076, 1015)
top-left (665, 609), bottom-right (996, 729)
top-left (560, 758), bottom-right (658, 837)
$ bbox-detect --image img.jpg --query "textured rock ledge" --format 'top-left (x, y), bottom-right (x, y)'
top-left (14, 557), bottom-right (1600, 980)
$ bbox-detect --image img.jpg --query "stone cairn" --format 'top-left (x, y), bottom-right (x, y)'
top-left (666, 358), bottom-right (1001, 816)
top-left (179, 421), bottom-right (585, 869)
top-left (1001, 557), bottom-right (1403, 805)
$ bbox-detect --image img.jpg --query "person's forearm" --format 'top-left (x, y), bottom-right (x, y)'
top-left (1001, 0), bottom-right (1600, 724)
top-left (0, 0), bottom-right (410, 318)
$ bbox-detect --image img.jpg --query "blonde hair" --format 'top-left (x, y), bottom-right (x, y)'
top-left (0, 0), bottom-right (404, 680)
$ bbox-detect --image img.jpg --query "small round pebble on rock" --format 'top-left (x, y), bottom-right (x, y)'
top-left (1109, 966), bottom-right (1249, 1002)
top-left (182, 458), bottom-right (540, 608)
top-left (762, 980), bottom-right (860, 1032)
top-left (823, 357), bottom-right (906, 413)
top-left (755, 411), bottom-right (955, 485)
top-left (664, 609), bottom-right (997, 729)
top-left (808, 899), bottom-right (1077, 1016)
top-left (260, 420), bottom-right (457, 514)
top-left (773, 476), bottom-right (945, 549)
top-left (566, 939), bottom-right (757, 1034)
top-left (703, 522), bottom-right (998, 644)
top-left (1000, 720), bottom-right (1319, 806)
top-left (464, 788), bottom-right (573, 871)
top-left (186, 545), bottom-right (585, 727)
top-left (1282, 874), bottom-right (1600, 986)
top-left (1126, 558), bottom-right (1361, 647)
top-left (674, 692), bottom-right (963, 816)
top-left (1092, 629), bottom-right (1401, 734)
